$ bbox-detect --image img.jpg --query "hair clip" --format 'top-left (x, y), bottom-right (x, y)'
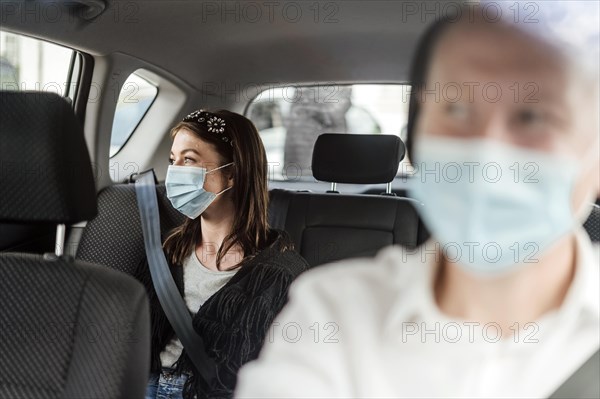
top-left (183, 109), bottom-right (233, 146)
top-left (207, 116), bottom-right (226, 134)
top-left (184, 110), bottom-right (206, 123)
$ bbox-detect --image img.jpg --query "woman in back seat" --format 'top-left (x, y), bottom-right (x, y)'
top-left (134, 109), bottom-right (308, 399)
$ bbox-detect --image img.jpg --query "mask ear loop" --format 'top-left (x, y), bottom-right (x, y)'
top-left (207, 162), bottom-right (235, 196)
top-left (206, 162), bottom-right (235, 174)
top-left (215, 185), bottom-right (233, 196)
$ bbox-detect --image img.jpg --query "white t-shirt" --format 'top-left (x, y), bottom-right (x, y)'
top-left (160, 250), bottom-right (238, 368)
top-left (235, 227), bottom-right (599, 398)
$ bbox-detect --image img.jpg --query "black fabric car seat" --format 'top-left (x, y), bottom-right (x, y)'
top-left (0, 91), bottom-right (150, 399)
top-left (268, 134), bottom-right (429, 267)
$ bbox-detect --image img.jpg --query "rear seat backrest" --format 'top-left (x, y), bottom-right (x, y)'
top-left (269, 189), bottom-right (426, 266)
top-left (268, 133), bottom-right (428, 267)
top-left (78, 183), bottom-right (425, 271)
top-left (583, 204), bottom-right (600, 242)
top-left (76, 184), bottom-right (184, 274)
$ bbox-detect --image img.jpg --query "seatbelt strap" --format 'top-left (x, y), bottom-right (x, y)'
top-left (548, 349), bottom-right (599, 398)
top-left (134, 170), bottom-right (217, 383)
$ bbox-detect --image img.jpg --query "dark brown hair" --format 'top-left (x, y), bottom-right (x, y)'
top-left (162, 109), bottom-right (270, 270)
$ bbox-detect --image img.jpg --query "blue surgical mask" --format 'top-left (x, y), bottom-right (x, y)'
top-left (407, 135), bottom-right (582, 275)
top-left (165, 163), bottom-right (234, 219)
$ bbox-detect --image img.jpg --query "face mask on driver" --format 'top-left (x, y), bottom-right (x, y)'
top-left (407, 135), bottom-right (596, 275)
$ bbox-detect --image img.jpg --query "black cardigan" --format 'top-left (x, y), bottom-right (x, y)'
top-left (133, 230), bottom-right (308, 399)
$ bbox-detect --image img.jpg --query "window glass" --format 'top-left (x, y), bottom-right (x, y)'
top-left (109, 72), bottom-right (158, 157)
top-left (246, 84), bottom-right (411, 181)
top-left (0, 30), bottom-right (75, 95)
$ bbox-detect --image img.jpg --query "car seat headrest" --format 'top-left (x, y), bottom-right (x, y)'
top-left (0, 91), bottom-right (97, 224)
top-left (311, 133), bottom-right (405, 184)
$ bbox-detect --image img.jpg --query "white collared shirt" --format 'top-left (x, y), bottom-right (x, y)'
top-left (235, 228), bottom-right (599, 398)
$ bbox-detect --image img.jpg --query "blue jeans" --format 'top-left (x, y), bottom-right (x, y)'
top-left (145, 368), bottom-right (190, 399)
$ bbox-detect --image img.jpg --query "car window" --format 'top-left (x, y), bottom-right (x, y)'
top-left (109, 72), bottom-right (158, 157)
top-left (246, 84), bottom-right (411, 181)
top-left (0, 30), bottom-right (75, 96)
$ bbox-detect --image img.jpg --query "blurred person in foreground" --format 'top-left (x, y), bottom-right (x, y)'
top-left (234, 1), bottom-right (600, 398)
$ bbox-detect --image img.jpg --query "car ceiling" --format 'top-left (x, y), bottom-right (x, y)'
top-left (1, 0), bottom-right (438, 89)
